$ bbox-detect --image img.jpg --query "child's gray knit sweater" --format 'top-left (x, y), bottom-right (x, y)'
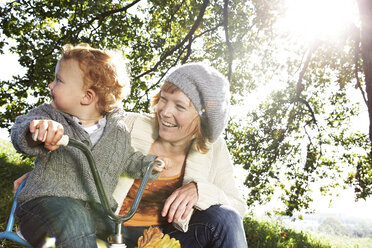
top-left (11, 104), bottom-right (157, 210)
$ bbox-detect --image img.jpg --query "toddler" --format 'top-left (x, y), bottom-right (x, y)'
top-left (11, 44), bottom-right (167, 248)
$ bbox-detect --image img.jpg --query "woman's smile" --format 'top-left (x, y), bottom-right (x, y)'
top-left (160, 118), bottom-right (177, 128)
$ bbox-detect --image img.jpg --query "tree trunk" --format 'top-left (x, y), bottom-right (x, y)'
top-left (355, 0), bottom-right (372, 198)
top-left (357, 0), bottom-right (372, 154)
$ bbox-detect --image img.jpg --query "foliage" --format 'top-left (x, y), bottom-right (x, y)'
top-left (227, 82), bottom-right (370, 214)
top-left (318, 216), bottom-right (372, 238)
top-left (0, 0), bottom-right (273, 123)
top-left (244, 216), bottom-right (330, 248)
top-left (1, 0), bottom-right (372, 216)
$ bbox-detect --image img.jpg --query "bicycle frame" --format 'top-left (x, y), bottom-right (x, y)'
top-left (0, 137), bottom-right (156, 247)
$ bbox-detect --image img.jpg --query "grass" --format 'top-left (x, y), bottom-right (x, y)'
top-left (0, 139), bottom-right (33, 247)
top-left (308, 232), bottom-right (372, 248)
top-left (244, 216), bottom-right (372, 248)
top-left (0, 139), bottom-right (369, 247)
top-left (244, 216), bottom-right (331, 248)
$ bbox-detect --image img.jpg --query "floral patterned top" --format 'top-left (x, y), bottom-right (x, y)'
top-left (119, 174), bottom-right (183, 226)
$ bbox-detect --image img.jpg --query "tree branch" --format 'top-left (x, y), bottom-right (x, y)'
top-left (297, 98), bottom-right (317, 124)
top-left (132, 23), bottom-right (222, 110)
top-left (289, 42), bottom-right (324, 160)
top-left (131, 46), bottom-right (189, 110)
top-left (223, 0), bottom-right (233, 81)
top-left (133, 0), bottom-right (210, 80)
top-left (292, 42), bottom-right (319, 123)
top-left (87, 0), bottom-right (141, 26)
top-left (181, 36), bottom-right (192, 64)
top-left (193, 22), bottom-right (223, 39)
top-left (286, 42), bottom-right (319, 139)
top-left (353, 26), bottom-right (368, 106)
top-left (296, 44), bottom-right (315, 98)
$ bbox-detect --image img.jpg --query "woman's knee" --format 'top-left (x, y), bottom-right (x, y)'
top-left (189, 205), bottom-right (247, 247)
top-left (196, 205), bottom-right (242, 227)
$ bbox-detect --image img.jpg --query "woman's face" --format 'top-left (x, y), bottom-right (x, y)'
top-left (156, 90), bottom-right (199, 145)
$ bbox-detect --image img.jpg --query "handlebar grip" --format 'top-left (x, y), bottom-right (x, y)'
top-left (154, 159), bottom-right (165, 170)
top-left (32, 129), bottom-right (69, 146)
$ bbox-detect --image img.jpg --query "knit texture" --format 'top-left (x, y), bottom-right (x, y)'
top-left (11, 104), bottom-right (157, 210)
top-left (164, 63), bottom-right (230, 143)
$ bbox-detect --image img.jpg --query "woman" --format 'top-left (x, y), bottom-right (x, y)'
top-left (15, 63), bottom-right (248, 247)
top-left (113, 63), bottom-right (248, 247)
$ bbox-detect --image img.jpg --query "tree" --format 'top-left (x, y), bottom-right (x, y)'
top-left (318, 217), bottom-right (345, 236)
top-left (353, 0), bottom-right (372, 200)
top-left (0, 0), bottom-right (370, 216)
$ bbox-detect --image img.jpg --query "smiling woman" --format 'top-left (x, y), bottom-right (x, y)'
top-left (278, 0), bottom-right (359, 43)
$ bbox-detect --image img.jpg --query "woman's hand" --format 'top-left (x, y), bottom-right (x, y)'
top-left (161, 182), bottom-right (198, 223)
top-left (13, 172), bottom-right (30, 194)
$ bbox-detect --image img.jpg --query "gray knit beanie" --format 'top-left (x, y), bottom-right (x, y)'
top-left (164, 62), bottom-right (230, 143)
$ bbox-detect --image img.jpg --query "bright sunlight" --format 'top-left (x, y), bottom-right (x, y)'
top-left (279, 0), bottom-right (359, 43)
top-left (238, 0), bottom-right (360, 117)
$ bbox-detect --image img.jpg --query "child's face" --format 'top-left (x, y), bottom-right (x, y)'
top-left (49, 59), bottom-right (85, 115)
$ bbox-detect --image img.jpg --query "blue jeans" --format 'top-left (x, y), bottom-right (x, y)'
top-left (16, 197), bottom-right (115, 248)
top-left (123, 205), bottom-right (248, 248)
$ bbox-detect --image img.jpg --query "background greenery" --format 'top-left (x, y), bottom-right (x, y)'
top-left (1, 0), bottom-right (372, 219)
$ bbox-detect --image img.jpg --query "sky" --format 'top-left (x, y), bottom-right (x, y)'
top-left (1, 0), bottom-right (372, 221)
top-left (0, 38), bottom-right (26, 140)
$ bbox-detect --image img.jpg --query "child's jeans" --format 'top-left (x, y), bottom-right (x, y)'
top-left (16, 196), bottom-right (115, 248)
top-left (123, 205), bottom-right (248, 248)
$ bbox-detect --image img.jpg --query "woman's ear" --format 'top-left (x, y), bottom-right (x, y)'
top-left (81, 89), bottom-right (96, 105)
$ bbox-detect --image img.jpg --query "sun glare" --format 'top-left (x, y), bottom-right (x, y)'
top-left (279, 0), bottom-right (359, 43)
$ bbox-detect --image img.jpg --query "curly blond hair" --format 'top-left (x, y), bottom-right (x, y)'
top-left (61, 43), bottom-right (130, 114)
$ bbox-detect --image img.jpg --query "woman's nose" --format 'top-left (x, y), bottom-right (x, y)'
top-left (160, 104), bottom-right (173, 117)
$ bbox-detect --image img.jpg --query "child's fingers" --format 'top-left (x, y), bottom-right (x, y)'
top-left (29, 120), bottom-right (65, 150)
top-left (29, 120), bottom-right (42, 133)
top-left (37, 120), bottom-right (51, 142)
top-left (30, 120), bottom-right (49, 142)
top-left (51, 126), bottom-right (64, 146)
top-left (45, 121), bottom-right (64, 146)
top-left (44, 143), bottom-right (60, 151)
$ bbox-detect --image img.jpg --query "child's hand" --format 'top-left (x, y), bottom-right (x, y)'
top-left (153, 157), bottom-right (171, 172)
top-left (13, 172), bottom-right (30, 194)
top-left (30, 120), bottom-right (64, 151)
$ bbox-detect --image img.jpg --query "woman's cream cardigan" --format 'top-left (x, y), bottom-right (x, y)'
top-left (113, 112), bottom-right (247, 232)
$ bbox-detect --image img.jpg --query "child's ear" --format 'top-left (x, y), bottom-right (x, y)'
top-left (81, 89), bottom-right (96, 105)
